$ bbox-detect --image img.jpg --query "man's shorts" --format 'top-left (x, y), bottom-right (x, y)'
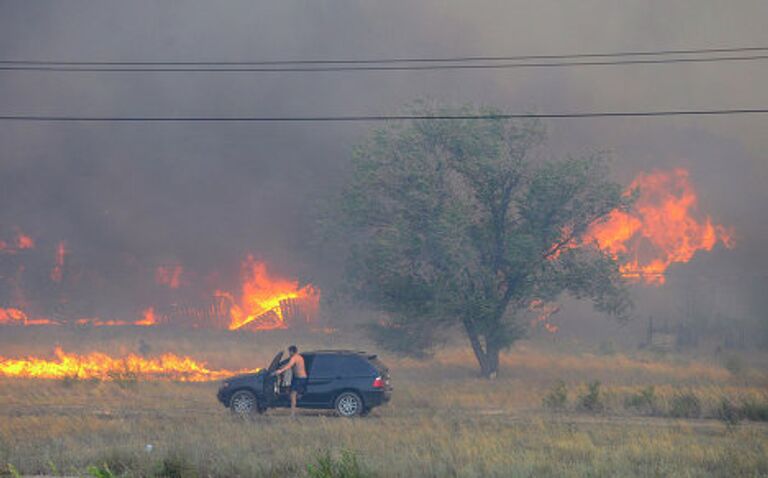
top-left (291, 377), bottom-right (308, 395)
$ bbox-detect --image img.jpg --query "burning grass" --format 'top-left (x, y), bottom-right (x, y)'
top-left (0, 347), bottom-right (259, 382)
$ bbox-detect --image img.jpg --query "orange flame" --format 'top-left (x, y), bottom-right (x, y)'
top-left (75, 318), bottom-right (130, 326)
top-left (17, 233), bottom-right (34, 250)
top-left (543, 323), bottom-right (559, 333)
top-left (50, 241), bottom-right (67, 282)
top-left (0, 347), bottom-right (259, 382)
top-left (0, 307), bottom-right (28, 325)
top-left (529, 300), bottom-right (560, 334)
top-left (217, 256), bottom-right (319, 330)
top-left (135, 307), bottom-right (158, 326)
top-left (0, 228), bottom-right (34, 253)
top-left (585, 169), bottom-right (733, 285)
top-left (74, 311), bottom-right (160, 327)
top-left (0, 307), bottom-right (57, 326)
top-left (155, 265), bottom-right (183, 289)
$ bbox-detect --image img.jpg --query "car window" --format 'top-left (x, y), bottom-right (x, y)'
top-left (267, 351), bottom-right (283, 372)
top-left (338, 356), bottom-right (375, 376)
top-left (309, 355), bottom-right (337, 377)
top-left (368, 357), bottom-right (388, 373)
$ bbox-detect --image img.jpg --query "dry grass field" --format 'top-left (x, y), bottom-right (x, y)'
top-left (1, 327), bottom-right (767, 477)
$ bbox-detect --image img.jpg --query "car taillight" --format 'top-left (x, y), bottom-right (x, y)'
top-left (372, 376), bottom-right (385, 388)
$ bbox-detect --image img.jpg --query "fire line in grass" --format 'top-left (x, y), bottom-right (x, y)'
top-left (0, 347), bottom-right (259, 382)
top-left (0, 307), bottom-right (57, 326)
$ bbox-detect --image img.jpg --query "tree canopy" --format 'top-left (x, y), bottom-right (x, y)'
top-left (337, 105), bottom-right (633, 377)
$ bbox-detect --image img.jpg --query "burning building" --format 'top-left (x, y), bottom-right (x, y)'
top-left (0, 169), bottom-right (729, 335)
top-left (215, 255), bottom-right (319, 331)
top-left (534, 168), bottom-right (734, 336)
top-left (586, 168), bottom-right (734, 285)
top-left (1, 244), bottom-right (320, 331)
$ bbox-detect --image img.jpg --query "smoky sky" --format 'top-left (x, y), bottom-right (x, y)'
top-left (1, 1), bottom-right (767, 322)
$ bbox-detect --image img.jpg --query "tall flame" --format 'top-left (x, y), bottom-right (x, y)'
top-left (135, 307), bottom-right (158, 326)
top-left (218, 256), bottom-right (319, 330)
top-left (0, 347), bottom-right (259, 382)
top-left (585, 168), bottom-right (733, 284)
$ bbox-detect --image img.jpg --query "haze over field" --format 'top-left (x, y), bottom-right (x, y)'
top-left (2, 4), bottom-right (768, 477)
top-left (0, 1), bottom-right (767, 339)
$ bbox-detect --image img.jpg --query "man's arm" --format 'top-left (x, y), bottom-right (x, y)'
top-left (274, 355), bottom-right (296, 375)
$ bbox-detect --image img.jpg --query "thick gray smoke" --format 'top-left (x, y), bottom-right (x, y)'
top-left (0, 1), bottom-right (766, 334)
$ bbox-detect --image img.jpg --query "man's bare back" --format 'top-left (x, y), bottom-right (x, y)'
top-left (284, 353), bottom-right (307, 378)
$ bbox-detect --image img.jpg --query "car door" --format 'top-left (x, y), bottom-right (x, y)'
top-left (262, 351), bottom-right (283, 404)
top-left (303, 354), bottom-right (339, 406)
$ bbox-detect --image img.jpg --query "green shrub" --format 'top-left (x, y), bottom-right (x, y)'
top-left (6, 463), bottom-right (21, 478)
top-left (47, 459), bottom-right (59, 476)
top-left (542, 380), bottom-right (568, 411)
top-left (156, 452), bottom-right (198, 478)
top-left (668, 393), bottom-right (701, 418)
top-left (93, 449), bottom-right (139, 476)
top-left (307, 450), bottom-right (367, 478)
top-left (624, 386), bottom-right (657, 415)
top-left (86, 464), bottom-right (116, 478)
top-left (716, 398), bottom-right (741, 427)
top-left (577, 381), bottom-right (604, 413)
top-left (740, 397), bottom-right (768, 421)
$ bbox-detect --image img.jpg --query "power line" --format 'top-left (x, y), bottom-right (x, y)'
top-left (2, 54), bottom-right (768, 72)
top-left (1, 109), bottom-right (767, 123)
top-left (1, 45), bottom-right (766, 66)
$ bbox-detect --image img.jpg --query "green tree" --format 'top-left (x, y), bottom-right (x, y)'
top-left (338, 104), bottom-right (633, 377)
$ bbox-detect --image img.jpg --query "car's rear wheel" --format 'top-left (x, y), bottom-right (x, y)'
top-left (334, 391), bottom-right (363, 417)
top-left (230, 390), bottom-right (263, 417)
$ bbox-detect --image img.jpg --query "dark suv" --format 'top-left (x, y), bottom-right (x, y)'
top-left (217, 350), bottom-right (392, 417)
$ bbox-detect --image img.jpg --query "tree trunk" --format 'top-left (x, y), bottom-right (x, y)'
top-left (484, 343), bottom-right (500, 379)
top-left (464, 320), bottom-right (500, 379)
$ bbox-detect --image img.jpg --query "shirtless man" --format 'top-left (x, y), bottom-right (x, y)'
top-left (273, 345), bottom-right (307, 417)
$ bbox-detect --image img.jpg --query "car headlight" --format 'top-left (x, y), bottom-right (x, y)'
top-left (221, 381), bottom-right (231, 388)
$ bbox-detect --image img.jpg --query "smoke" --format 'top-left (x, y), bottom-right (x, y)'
top-left (0, 1), bottom-right (766, 329)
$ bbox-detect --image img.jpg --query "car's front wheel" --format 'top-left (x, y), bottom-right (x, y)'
top-left (334, 391), bottom-right (363, 417)
top-left (230, 390), bottom-right (263, 417)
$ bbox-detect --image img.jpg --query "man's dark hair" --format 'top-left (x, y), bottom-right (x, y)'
top-left (288, 345), bottom-right (298, 354)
